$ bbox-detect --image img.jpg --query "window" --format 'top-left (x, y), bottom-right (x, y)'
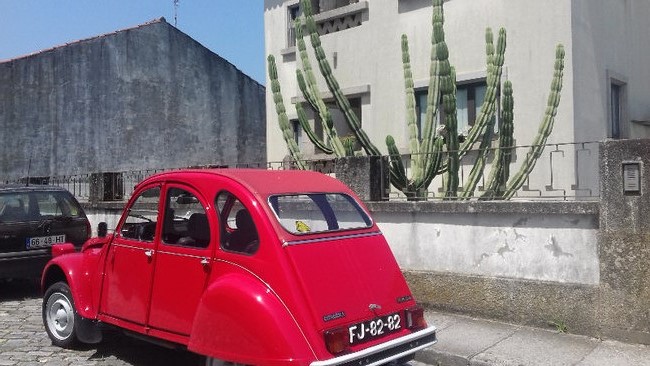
top-left (291, 119), bottom-right (302, 145)
top-left (610, 82), bottom-right (623, 139)
top-left (120, 187), bottom-right (160, 242)
top-left (215, 192), bottom-right (259, 255)
top-left (287, 4), bottom-right (301, 47)
top-left (162, 187), bottom-right (210, 248)
top-left (268, 193), bottom-right (372, 235)
top-left (313, 98), bottom-right (362, 153)
top-left (415, 81), bottom-right (492, 139)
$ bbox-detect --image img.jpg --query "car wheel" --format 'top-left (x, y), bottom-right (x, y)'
top-left (42, 281), bottom-right (79, 348)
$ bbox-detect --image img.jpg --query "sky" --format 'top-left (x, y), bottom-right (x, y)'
top-left (0, 0), bottom-right (266, 84)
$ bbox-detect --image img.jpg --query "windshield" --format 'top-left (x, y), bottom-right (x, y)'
top-left (268, 193), bottom-right (372, 235)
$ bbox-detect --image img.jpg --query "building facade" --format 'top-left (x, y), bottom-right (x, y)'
top-left (0, 18), bottom-right (266, 180)
top-left (264, 0), bottom-right (650, 198)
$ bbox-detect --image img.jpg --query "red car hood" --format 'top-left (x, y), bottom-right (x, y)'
top-left (284, 231), bottom-right (412, 331)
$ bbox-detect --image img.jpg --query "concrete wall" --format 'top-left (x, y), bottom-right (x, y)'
top-left (0, 18), bottom-right (266, 179)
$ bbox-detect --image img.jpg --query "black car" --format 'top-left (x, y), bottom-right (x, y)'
top-left (0, 185), bottom-right (90, 280)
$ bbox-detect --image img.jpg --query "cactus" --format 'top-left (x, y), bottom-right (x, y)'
top-left (300, 0), bottom-right (381, 156)
top-left (295, 19), bottom-right (346, 157)
top-left (267, 55), bottom-right (306, 170)
top-left (482, 80), bottom-right (514, 199)
top-left (295, 101), bottom-right (334, 154)
top-left (387, 34), bottom-right (445, 199)
top-left (269, 0), bottom-right (563, 201)
top-left (460, 28), bottom-right (504, 199)
top-left (502, 44), bottom-right (565, 199)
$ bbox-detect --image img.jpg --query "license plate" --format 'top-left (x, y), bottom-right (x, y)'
top-left (26, 235), bottom-right (66, 249)
top-left (348, 313), bottom-right (401, 345)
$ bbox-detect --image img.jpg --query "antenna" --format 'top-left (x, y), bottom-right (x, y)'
top-left (26, 157), bottom-right (31, 187)
top-left (174, 0), bottom-right (180, 27)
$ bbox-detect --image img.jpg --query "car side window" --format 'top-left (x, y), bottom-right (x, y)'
top-left (0, 193), bottom-right (30, 222)
top-left (162, 187), bottom-right (210, 248)
top-left (120, 187), bottom-right (160, 242)
top-left (215, 192), bottom-right (259, 255)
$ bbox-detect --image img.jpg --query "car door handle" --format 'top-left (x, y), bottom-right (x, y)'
top-left (200, 258), bottom-right (210, 266)
top-left (144, 250), bottom-right (154, 258)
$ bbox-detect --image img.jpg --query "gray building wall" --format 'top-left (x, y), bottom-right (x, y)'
top-left (0, 18), bottom-right (266, 179)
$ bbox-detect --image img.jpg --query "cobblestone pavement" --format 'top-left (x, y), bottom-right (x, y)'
top-left (0, 280), bottom-right (199, 366)
top-left (1, 280), bottom-right (427, 366)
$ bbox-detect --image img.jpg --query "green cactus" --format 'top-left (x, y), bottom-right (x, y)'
top-left (267, 55), bottom-right (306, 170)
top-left (300, 0), bottom-right (382, 156)
top-left (460, 28), bottom-right (504, 199)
top-left (502, 44), bottom-right (565, 199)
top-left (387, 34), bottom-right (445, 199)
top-left (295, 19), bottom-right (346, 157)
top-left (269, 0), bottom-right (563, 201)
top-left (482, 80), bottom-right (514, 199)
top-left (295, 101), bottom-right (334, 154)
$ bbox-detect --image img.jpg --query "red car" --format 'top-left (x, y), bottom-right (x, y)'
top-left (41, 169), bottom-right (437, 365)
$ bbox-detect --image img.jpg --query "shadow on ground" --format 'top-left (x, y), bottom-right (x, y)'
top-left (0, 278), bottom-right (40, 301)
top-left (88, 331), bottom-right (201, 365)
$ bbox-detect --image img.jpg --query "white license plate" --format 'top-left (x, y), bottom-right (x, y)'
top-left (348, 313), bottom-right (402, 345)
top-left (26, 235), bottom-right (66, 249)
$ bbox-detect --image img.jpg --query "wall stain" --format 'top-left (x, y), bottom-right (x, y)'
top-left (545, 235), bottom-right (574, 258)
top-left (513, 217), bottom-right (528, 227)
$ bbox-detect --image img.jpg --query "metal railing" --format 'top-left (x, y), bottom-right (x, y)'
top-left (1, 142), bottom-right (600, 203)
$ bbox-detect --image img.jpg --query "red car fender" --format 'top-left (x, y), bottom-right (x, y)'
top-left (188, 272), bottom-right (317, 365)
top-left (41, 251), bottom-right (100, 320)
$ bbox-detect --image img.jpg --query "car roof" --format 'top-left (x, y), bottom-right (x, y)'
top-left (0, 184), bottom-right (70, 193)
top-left (141, 169), bottom-right (355, 197)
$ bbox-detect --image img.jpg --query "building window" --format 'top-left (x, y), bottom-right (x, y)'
top-left (287, 4), bottom-right (301, 47)
top-left (415, 81), bottom-right (491, 139)
top-left (610, 82), bottom-right (623, 139)
top-left (313, 98), bottom-right (362, 153)
top-left (291, 119), bottom-right (302, 145)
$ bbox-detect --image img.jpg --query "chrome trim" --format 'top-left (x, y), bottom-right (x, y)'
top-left (283, 231), bottom-right (382, 247)
top-left (310, 326), bottom-right (437, 366)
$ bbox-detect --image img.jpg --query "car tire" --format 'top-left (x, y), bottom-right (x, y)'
top-left (42, 281), bottom-right (80, 348)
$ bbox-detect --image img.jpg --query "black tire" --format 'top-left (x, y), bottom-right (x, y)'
top-left (42, 281), bottom-right (80, 348)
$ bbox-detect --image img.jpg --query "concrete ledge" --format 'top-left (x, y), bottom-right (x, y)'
top-left (367, 200), bottom-right (599, 215)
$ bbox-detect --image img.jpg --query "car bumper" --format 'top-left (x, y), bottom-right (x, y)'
top-left (310, 326), bottom-right (437, 366)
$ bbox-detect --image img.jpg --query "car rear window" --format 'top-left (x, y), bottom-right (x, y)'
top-left (0, 191), bottom-right (83, 222)
top-left (268, 193), bottom-right (372, 235)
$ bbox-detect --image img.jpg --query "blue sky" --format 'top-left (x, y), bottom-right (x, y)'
top-left (0, 0), bottom-right (266, 84)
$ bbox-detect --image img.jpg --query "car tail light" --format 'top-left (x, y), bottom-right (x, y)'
top-left (324, 327), bottom-right (349, 355)
top-left (404, 305), bottom-right (427, 331)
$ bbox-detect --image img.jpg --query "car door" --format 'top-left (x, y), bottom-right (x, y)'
top-left (147, 185), bottom-right (214, 336)
top-left (100, 185), bottom-right (161, 326)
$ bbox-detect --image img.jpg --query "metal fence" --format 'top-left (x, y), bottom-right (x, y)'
top-left (1, 142), bottom-right (600, 203)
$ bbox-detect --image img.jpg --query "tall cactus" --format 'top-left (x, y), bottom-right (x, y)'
top-left (299, 0), bottom-right (381, 156)
top-left (460, 28), bottom-right (505, 199)
top-left (268, 55), bottom-right (306, 170)
top-left (385, 33), bottom-right (445, 198)
top-left (482, 80), bottom-right (514, 199)
top-left (502, 44), bottom-right (565, 199)
top-left (295, 19), bottom-right (346, 157)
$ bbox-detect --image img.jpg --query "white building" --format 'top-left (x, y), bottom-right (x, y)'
top-left (264, 0), bottom-right (650, 199)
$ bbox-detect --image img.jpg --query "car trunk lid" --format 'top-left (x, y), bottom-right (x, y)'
top-left (284, 231), bottom-right (411, 331)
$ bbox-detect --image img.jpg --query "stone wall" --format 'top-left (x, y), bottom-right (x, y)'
top-left (0, 18), bottom-right (266, 179)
